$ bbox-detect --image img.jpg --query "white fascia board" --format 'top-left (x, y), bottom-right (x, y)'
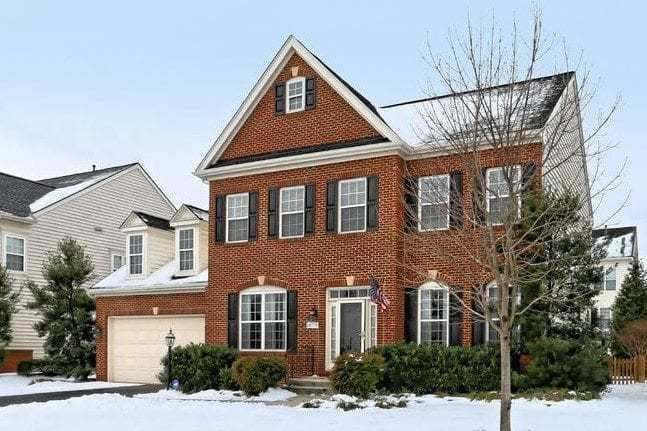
top-left (89, 283), bottom-right (206, 297)
top-left (198, 140), bottom-right (403, 181)
top-left (0, 211), bottom-right (36, 224)
top-left (194, 36), bottom-right (405, 178)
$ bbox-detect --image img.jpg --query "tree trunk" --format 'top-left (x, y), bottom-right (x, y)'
top-left (500, 327), bottom-right (512, 431)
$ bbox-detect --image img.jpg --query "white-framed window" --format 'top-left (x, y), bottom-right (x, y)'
top-left (598, 307), bottom-right (612, 331)
top-left (419, 175), bottom-right (450, 231)
top-left (596, 267), bottom-right (616, 291)
top-left (226, 193), bottom-right (249, 243)
top-left (3, 234), bottom-right (25, 272)
top-left (486, 283), bottom-right (500, 344)
top-left (239, 288), bottom-right (287, 351)
top-left (111, 253), bottom-right (124, 272)
top-left (178, 228), bottom-right (195, 272)
top-left (128, 234), bottom-right (144, 276)
top-left (338, 178), bottom-right (367, 233)
top-left (486, 166), bottom-right (521, 225)
top-left (286, 77), bottom-right (306, 113)
top-left (419, 283), bottom-right (449, 345)
top-left (279, 186), bottom-right (305, 238)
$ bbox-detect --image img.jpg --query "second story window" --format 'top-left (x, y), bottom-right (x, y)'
top-left (3, 234), bottom-right (25, 272)
top-left (128, 234), bottom-right (143, 275)
top-left (339, 178), bottom-right (366, 233)
top-left (486, 166), bottom-right (520, 225)
top-left (286, 77), bottom-right (305, 113)
top-left (419, 175), bottom-right (450, 230)
top-left (598, 307), bottom-right (612, 331)
top-left (111, 253), bottom-right (124, 272)
top-left (178, 228), bottom-right (195, 271)
top-left (596, 267), bottom-right (616, 291)
top-left (226, 193), bottom-right (249, 243)
top-left (280, 186), bottom-right (305, 238)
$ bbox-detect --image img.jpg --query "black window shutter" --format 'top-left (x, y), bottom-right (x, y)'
top-left (404, 287), bottom-right (418, 343)
top-left (267, 188), bottom-right (279, 239)
top-left (227, 293), bottom-right (239, 348)
top-left (473, 168), bottom-right (488, 225)
top-left (326, 181), bottom-right (338, 233)
top-left (449, 171), bottom-right (463, 229)
top-left (304, 184), bottom-right (315, 235)
top-left (215, 195), bottom-right (226, 243)
top-left (305, 78), bottom-right (316, 110)
top-left (449, 291), bottom-right (463, 346)
top-left (405, 176), bottom-right (418, 232)
top-left (287, 291), bottom-right (298, 351)
top-left (366, 176), bottom-right (379, 230)
top-left (471, 288), bottom-right (485, 345)
top-left (248, 192), bottom-right (258, 241)
top-left (521, 163), bottom-right (536, 191)
top-left (275, 84), bottom-right (285, 114)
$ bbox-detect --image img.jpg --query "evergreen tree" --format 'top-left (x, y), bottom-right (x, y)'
top-left (612, 260), bottom-right (647, 332)
top-left (0, 264), bottom-right (20, 366)
top-left (27, 238), bottom-right (97, 380)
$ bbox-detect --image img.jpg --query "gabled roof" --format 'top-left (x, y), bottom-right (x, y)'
top-left (169, 204), bottom-right (209, 225)
top-left (124, 211), bottom-right (173, 231)
top-left (38, 163), bottom-right (138, 188)
top-left (185, 204), bottom-right (209, 221)
top-left (0, 173), bottom-right (54, 218)
top-left (194, 35), bottom-right (404, 176)
top-left (593, 226), bottom-right (638, 259)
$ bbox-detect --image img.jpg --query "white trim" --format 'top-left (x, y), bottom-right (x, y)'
top-left (2, 233), bottom-right (26, 273)
top-left (485, 165), bottom-right (521, 225)
top-left (279, 185), bottom-right (305, 239)
top-left (90, 284), bottom-right (206, 297)
top-left (238, 286), bottom-right (288, 352)
top-left (110, 252), bottom-right (125, 272)
top-left (176, 227), bottom-right (198, 276)
top-left (285, 76), bottom-right (306, 114)
top-left (338, 177), bottom-right (367, 234)
top-left (225, 193), bottom-right (249, 244)
top-left (127, 233), bottom-right (146, 277)
top-left (417, 282), bottom-right (449, 346)
top-left (194, 35), bottom-right (405, 177)
top-left (418, 174), bottom-right (450, 231)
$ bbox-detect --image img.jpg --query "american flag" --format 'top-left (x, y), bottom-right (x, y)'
top-left (369, 278), bottom-right (390, 312)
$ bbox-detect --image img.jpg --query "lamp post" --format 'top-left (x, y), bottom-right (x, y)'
top-left (165, 329), bottom-right (176, 389)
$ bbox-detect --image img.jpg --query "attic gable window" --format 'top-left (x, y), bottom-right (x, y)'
top-left (178, 228), bottom-right (195, 272)
top-left (286, 77), bottom-right (305, 113)
top-left (128, 234), bottom-right (144, 275)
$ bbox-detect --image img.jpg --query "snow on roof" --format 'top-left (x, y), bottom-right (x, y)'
top-left (92, 260), bottom-right (207, 292)
top-left (594, 227), bottom-right (637, 259)
top-left (29, 171), bottom-right (115, 213)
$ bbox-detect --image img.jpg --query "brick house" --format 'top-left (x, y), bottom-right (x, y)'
top-left (92, 36), bottom-right (589, 382)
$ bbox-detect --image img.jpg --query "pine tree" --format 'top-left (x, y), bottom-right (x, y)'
top-left (0, 264), bottom-right (19, 366)
top-left (612, 260), bottom-right (647, 332)
top-left (27, 238), bottom-right (97, 380)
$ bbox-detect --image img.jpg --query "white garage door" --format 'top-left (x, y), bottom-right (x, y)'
top-left (108, 315), bottom-right (205, 383)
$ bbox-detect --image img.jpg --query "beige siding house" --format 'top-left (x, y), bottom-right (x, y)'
top-left (0, 163), bottom-right (175, 370)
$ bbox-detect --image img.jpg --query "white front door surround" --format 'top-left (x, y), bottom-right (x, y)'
top-left (325, 287), bottom-right (377, 370)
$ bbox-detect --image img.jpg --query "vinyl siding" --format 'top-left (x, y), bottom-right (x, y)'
top-left (595, 257), bottom-right (633, 310)
top-left (146, 228), bottom-right (174, 274)
top-left (3, 166), bottom-right (175, 353)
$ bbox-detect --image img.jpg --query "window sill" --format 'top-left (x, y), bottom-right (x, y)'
top-left (238, 349), bottom-right (288, 353)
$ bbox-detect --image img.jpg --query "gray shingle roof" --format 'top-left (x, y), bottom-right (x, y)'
top-left (185, 204), bottom-right (209, 221)
top-left (38, 163), bottom-right (137, 188)
top-left (133, 211), bottom-right (173, 231)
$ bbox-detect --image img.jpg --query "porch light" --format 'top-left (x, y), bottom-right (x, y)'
top-left (165, 329), bottom-right (175, 389)
top-left (165, 329), bottom-right (176, 348)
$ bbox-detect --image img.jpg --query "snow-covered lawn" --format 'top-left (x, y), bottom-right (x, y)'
top-left (137, 387), bottom-right (297, 402)
top-left (0, 385), bottom-right (646, 431)
top-left (0, 374), bottom-right (139, 397)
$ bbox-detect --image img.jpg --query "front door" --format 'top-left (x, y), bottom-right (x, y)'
top-left (339, 302), bottom-right (363, 355)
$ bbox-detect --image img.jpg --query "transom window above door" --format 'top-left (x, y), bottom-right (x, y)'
top-left (419, 175), bottom-right (450, 230)
top-left (339, 178), bottom-right (367, 233)
top-left (280, 186), bottom-right (305, 238)
top-left (286, 77), bottom-right (305, 113)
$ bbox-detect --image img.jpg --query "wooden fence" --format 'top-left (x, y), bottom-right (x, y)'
top-left (608, 356), bottom-right (647, 384)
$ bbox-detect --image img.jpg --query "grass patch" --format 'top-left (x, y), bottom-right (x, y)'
top-left (467, 388), bottom-right (601, 402)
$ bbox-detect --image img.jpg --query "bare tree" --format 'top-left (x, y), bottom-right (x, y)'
top-left (399, 8), bottom-right (621, 431)
top-left (617, 320), bottom-right (647, 357)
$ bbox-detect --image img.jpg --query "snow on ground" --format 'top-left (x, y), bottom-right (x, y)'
top-left (1, 384), bottom-right (646, 431)
top-left (0, 374), bottom-right (139, 397)
top-left (137, 387), bottom-right (297, 402)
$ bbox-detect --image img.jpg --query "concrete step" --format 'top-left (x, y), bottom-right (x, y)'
top-left (286, 376), bottom-right (330, 394)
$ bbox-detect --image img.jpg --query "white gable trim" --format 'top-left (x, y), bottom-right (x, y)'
top-left (169, 204), bottom-right (206, 226)
top-left (194, 35), bottom-right (405, 178)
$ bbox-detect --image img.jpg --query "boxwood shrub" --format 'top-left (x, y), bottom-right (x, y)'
top-left (231, 356), bottom-right (287, 396)
top-left (330, 352), bottom-right (385, 398)
top-left (158, 343), bottom-right (237, 393)
top-left (372, 343), bottom-right (500, 394)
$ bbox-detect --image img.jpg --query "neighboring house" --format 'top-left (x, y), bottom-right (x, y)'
top-left (592, 226), bottom-right (639, 330)
top-left (0, 163), bottom-right (175, 372)
top-left (92, 36), bottom-right (589, 382)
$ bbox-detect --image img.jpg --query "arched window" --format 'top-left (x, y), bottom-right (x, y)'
top-left (418, 281), bottom-right (449, 345)
top-left (239, 286), bottom-right (287, 351)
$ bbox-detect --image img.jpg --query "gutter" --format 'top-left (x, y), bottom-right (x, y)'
top-left (89, 282), bottom-right (206, 297)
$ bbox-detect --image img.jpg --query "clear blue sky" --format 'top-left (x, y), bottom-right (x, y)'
top-left (1, 1), bottom-right (644, 249)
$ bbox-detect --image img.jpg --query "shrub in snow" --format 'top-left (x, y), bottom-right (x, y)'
top-left (330, 352), bottom-right (385, 399)
top-left (372, 343), bottom-right (499, 394)
top-left (158, 344), bottom-right (237, 394)
top-left (513, 337), bottom-right (609, 392)
top-left (0, 264), bottom-right (19, 367)
top-left (218, 366), bottom-right (239, 390)
top-left (231, 356), bottom-right (287, 396)
top-left (17, 359), bottom-right (57, 377)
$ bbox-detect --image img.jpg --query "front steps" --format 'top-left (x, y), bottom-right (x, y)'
top-left (286, 376), bottom-right (331, 394)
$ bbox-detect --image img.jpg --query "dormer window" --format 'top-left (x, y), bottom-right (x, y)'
top-left (128, 234), bottom-right (144, 275)
top-left (178, 228), bottom-right (195, 272)
top-left (286, 77), bottom-right (305, 113)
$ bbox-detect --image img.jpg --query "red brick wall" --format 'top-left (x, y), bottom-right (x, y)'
top-left (220, 53), bottom-right (381, 161)
top-left (0, 349), bottom-right (33, 373)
